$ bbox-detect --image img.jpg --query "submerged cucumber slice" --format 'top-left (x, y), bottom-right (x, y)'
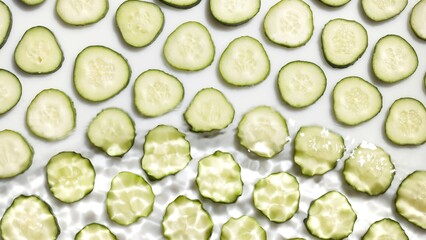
top-left (73, 45), bottom-right (131, 102)
top-left (372, 34), bottom-right (418, 83)
top-left (116, 0), bottom-right (164, 47)
top-left (163, 21), bottom-right (214, 71)
top-left (87, 108), bottom-right (135, 157)
top-left (46, 151), bottom-right (95, 203)
top-left (395, 171), bottom-right (426, 229)
top-left (220, 216), bottom-right (266, 240)
top-left (219, 36), bottom-right (270, 86)
top-left (318, 0), bottom-right (350, 7)
top-left (134, 69), bottom-right (184, 117)
top-left (75, 223), bottom-right (117, 240)
top-left (0, 129), bottom-right (33, 179)
top-left (106, 171), bottom-right (155, 226)
top-left (141, 125), bottom-right (191, 180)
top-left (0, 195), bottom-right (60, 240)
top-left (277, 61), bottom-right (326, 108)
top-left (237, 106), bottom-right (290, 158)
top-left (362, 0), bottom-right (407, 22)
top-left (305, 191), bottom-right (357, 239)
top-left (263, 0), bottom-right (314, 48)
top-left (196, 151), bottom-right (242, 203)
top-left (26, 88), bottom-right (76, 141)
top-left (0, 69), bottom-right (22, 114)
top-left (184, 88), bottom-right (235, 132)
top-left (294, 126), bottom-right (345, 176)
top-left (362, 218), bottom-right (408, 240)
top-left (210, 0), bottom-right (260, 25)
top-left (56, 0), bottom-right (108, 26)
top-left (159, 0), bottom-right (200, 9)
top-left (410, 0), bottom-right (426, 40)
top-left (0, 1), bottom-right (11, 49)
top-left (333, 76), bottom-right (382, 125)
top-left (14, 26), bottom-right (63, 74)
top-left (321, 18), bottom-right (368, 68)
top-left (162, 195), bottom-right (213, 240)
top-left (253, 172), bottom-right (300, 222)
top-left (343, 142), bottom-right (395, 195)
top-left (385, 97), bottom-right (426, 145)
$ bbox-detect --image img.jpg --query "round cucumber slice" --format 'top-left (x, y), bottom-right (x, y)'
top-left (318, 0), bottom-right (350, 7)
top-left (184, 88), bottom-right (235, 132)
top-left (321, 18), bottom-right (368, 68)
top-left (46, 151), bottom-right (95, 203)
top-left (75, 223), bottom-right (117, 240)
top-left (106, 171), bottom-right (155, 226)
top-left (73, 45), bottom-right (131, 102)
top-left (134, 69), bottom-right (184, 117)
top-left (56, 0), bottom-right (108, 26)
top-left (219, 36), bottom-right (270, 86)
top-left (210, 0), bottom-right (260, 25)
top-left (0, 129), bottom-right (33, 179)
top-left (159, 0), bottom-right (200, 9)
top-left (19, 0), bottom-right (45, 6)
top-left (0, 69), bottom-right (22, 114)
top-left (362, 0), bottom-right (407, 22)
top-left (0, 1), bottom-right (12, 49)
top-left (410, 0), bottom-right (426, 40)
top-left (372, 34), bottom-right (418, 83)
top-left (362, 218), bottom-right (408, 240)
top-left (116, 0), bottom-right (164, 47)
top-left (14, 26), bottom-right (63, 74)
top-left (87, 108), bottom-right (135, 157)
top-left (163, 21), bottom-right (215, 71)
top-left (253, 172), bottom-right (300, 222)
top-left (277, 61), bottom-right (326, 108)
top-left (196, 151), bottom-right (243, 203)
top-left (332, 76), bottom-right (382, 125)
top-left (220, 216), bottom-right (266, 240)
top-left (237, 106), bottom-right (290, 158)
top-left (26, 88), bottom-right (76, 141)
top-left (263, 0), bottom-right (314, 48)
top-left (385, 97), bottom-right (426, 145)
top-left (395, 171), bottom-right (426, 229)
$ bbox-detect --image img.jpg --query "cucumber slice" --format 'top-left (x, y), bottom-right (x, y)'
top-left (210, 0), bottom-right (260, 25)
top-left (277, 61), bottom-right (326, 108)
top-left (196, 151), bottom-right (243, 203)
top-left (0, 69), bottom-right (22, 114)
top-left (26, 88), bottom-right (76, 141)
top-left (321, 18), bottom-right (368, 68)
top-left (73, 45), bottom-right (131, 102)
top-left (362, 0), bottom-right (407, 22)
top-left (332, 76), bottom-right (383, 125)
top-left (318, 0), bottom-right (350, 7)
top-left (46, 151), bottom-right (95, 203)
top-left (184, 88), bottom-right (235, 132)
top-left (219, 36), bottom-right (270, 86)
top-left (116, 0), bottom-right (164, 48)
top-left (106, 171), bottom-right (155, 226)
top-left (305, 191), bottom-right (357, 239)
top-left (0, 195), bottom-right (60, 240)
top-left (385, 97), bottom-right (426, 145)
top-left (294, 126), bottom-right (345, 176)
top-left (220, 216), bottom-right (266, 240)
top-left (237, 106), bottom-right (290, 158)
top-left (343, 142), bottom-right (395, 195)
top-left (162, 195), bottom-right (213, 240)
top-left (263, 0), bottom-right (314, 48)
top-left (134, 69), bottom-right (184, 117)
top-left (163, 21), bottom-right (214, 71)
top-left (159, 0), bottom-right (200, 9)
top-left (372, 34), bottom-right (418, 83)
top-left (0, 1), bottom-right (11, 49)
top-left (395, 171), bottom-right (426, 229)
top-left (0, 129), bottom-right (33, 179)
top-left (14, 26), bottom-right (63, 74)
top-left (410, 0), bottom-right (426, 40)
top-left (56, 0), bottom-right (108, 26)
top-left (19, 0), bottom-right (45, 6)
top-left (75, 223), bottom-right (117, 240)
top-left (87, 108), bottom-right (135, 157)
top-left (362, 218), bottom-right (408, 240)
top-left (141, 125), bottom-right (191, 180)
top-left (253, 172), bottom-right (300, 222)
